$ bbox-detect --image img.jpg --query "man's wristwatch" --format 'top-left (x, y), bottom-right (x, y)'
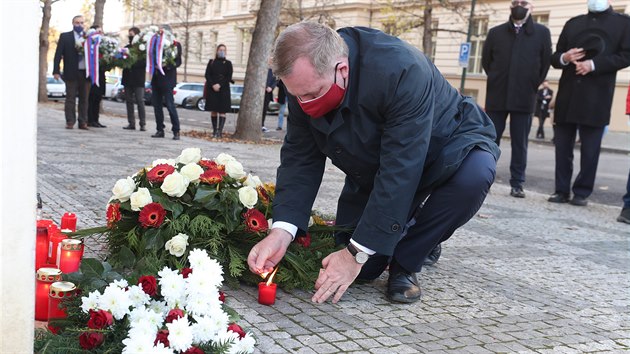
top-left (347, 243), bottom-right (370, 264)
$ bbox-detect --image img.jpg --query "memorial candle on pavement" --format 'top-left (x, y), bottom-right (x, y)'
top-left (48, 228), bottom-right (66, 265)
top-left (60, 212), bottom-right (77, 232)
top-left (57, 239), bottom-right (83, 273)
top-left (258, 267), bottom-right (278, 306)
top-left (36, 220), bottom-right (53, 269)
top-left (48, 281), bottom-right (76, 332)
top-left (35, 267), bottom-right (62, 321)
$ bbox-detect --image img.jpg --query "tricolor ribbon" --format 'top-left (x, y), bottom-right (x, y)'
top-left (83, 32), bottom-right (101, 86)
top-left (146, 33), bottom-right (165, 76)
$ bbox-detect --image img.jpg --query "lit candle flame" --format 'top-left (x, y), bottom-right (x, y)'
top-left (265, 267), bottom-right (278, 286)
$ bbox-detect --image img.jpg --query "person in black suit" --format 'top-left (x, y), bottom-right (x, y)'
top-left (262, 68), bottom-right (277, 132)
top-left (87, 25), bottom-right (107, 128)
top-left (53, 15), bottom-right (90, 130)
top-left (122, 27), bottom-right (147, 131)
top-left (150, 25), bottom-right (183, 140)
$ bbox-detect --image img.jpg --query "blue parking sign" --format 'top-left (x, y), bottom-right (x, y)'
top-left (458, 43), bottom-right (471, 68)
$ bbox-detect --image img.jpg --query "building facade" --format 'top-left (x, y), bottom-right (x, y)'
top-left (122, 0), bottom-right (630, 132)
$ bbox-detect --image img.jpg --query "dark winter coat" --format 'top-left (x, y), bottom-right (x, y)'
top-left (151, 42), bottom-right (182, 90)
top-left (122, 44), bottom-right (146, 88)
top-left (482, 16), bottom-right (552, 113)
top-left (272, 27), bottom-right (500, 256)
top-left (53, 31), bottom-right (83, 81)
top-left (204, 57), bottom-right (233, 112)
top-left (551, 7), bottom-right (630, 127)
top-left (534, 87), bottom-right (553, 119)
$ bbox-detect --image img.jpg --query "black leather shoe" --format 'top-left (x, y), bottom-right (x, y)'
top-left (570, 196), bottom-right (588, 206)
top-left (173, 132), bottom-right (180, 140)
top-left (151, 131), bottom-right (165, 138)
top-left (423, 244), bottom-right (442, 266)
top-left (510, 187), bottom-right (525, 198)
top-left (548, 193), bottom-right (569, 203)
top-left (123, 125), bottom-right (136, 130)
top-left (140, 126), bottom-right (146, 131)
top-left (96, 123), bottom-right (107, 128)
top-left (617, 208), bottom-right (630, 224)
top-left (87, 122), bottom-right (98, 127)
top-left (387, 264), bottom-right (421, 303)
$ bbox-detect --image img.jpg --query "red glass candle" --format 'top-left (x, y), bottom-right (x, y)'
top-left (48, 229), bottom-right (66, 265)
top-left (60, 212), bottom-right (77, 232)
top-left (35, 267), bottom-right (62, 321)
top-left (36, 220), bottom-right (53, 270)
top-left (258, 267), bottom-right (278, 306)
top-left (48, 281), bottom-right (76, 332)
top-left (57, 239), bottom-right (83, 274)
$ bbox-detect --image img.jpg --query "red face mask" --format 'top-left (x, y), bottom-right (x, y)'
top-left (297, 62), bottom-right (346, 118)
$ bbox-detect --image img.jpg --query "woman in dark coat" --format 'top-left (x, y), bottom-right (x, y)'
top-left (204, 44), bottom-right (233, 138)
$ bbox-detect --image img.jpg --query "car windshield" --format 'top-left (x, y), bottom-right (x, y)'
top-left (231, 86), bottom-right (243, 94)
top-left (47, 77), bottom-right (64, 84)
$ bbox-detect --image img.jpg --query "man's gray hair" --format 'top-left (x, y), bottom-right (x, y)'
top-left (271, 21), bottom-right (349, 78)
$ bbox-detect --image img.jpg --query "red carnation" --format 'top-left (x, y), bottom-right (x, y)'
top-left (138, 275), bottom-right (158, 296)
top-left (199, 159), bottom-right (221, 170)
top-left (147, 164), bottom-right (176, 183)
top-left (180, 267), bottom-right (193, 278)
top-left (154, 329), bottom-right (170, 347)
top-left (243, 209), bottom-right (268, 233)
top-left (184, 347), bottom-right (205, 354)
top-left (296, 233), bottom-right (311, 248)
top-left (165, 308), bottom-right (185, 323)
top-left (138, 202), bottom-right (166, 228)
top-left (219, 291), bottom-right (226, 303)
top-left (227, 323), bottom-right (246, 339)
top-left (87, 309), bottom-right (114, 329)
top-left (79, 332), bottom-right (104, 350)
top-left (199, 168), bottom-right (226, 184)
top-left (106, 203), bottom-right (121, 228)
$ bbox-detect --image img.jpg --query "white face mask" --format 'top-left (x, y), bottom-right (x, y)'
top-left (588, 0), bottom-right (609, 12)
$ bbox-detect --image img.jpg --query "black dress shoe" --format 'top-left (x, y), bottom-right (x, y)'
top-left (173, 132), bottom-right (180, 140)
top-left (87, 122), bottom-right (98, 127)
top-left (570, 196), bottom-right (588, 206)
top-left (96, 123), bottom-right (107, 128)
top-left (123, 125), bottom-right (136, 130)
top-left (387, 263), bottom-right (421, 303)
top-left (510, 187), bottom-right (525, 198)
top-left (151, 131), bottom-right (165, 138)
top-left (423, 244), bottom-right (441, 266)
top-left (548, 193), bottom-right (569, 203)
top-left (618, 208), bottom-right (630, 224)
top-left (140, 126), bottom-right (146, 131)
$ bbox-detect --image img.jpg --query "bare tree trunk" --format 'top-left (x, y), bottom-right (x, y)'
top-left (183, 28), bottom-right (189, 82)
top-left (423, 0), bottom-right (433, 56)
top-left (38, 0), bottom-right (53, 102)
top-left (233, 0), bottom-right (283, 141)
top-left (94, 0), bottom-right (106, 27)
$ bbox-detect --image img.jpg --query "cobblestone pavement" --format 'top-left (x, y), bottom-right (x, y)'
top-left (38, 104), bottom-right (629, 353)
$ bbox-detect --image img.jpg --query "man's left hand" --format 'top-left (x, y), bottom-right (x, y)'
top-left (575, 60), bottom-right (594, 76)
top-left (312, 249), bottom-right (363, 304)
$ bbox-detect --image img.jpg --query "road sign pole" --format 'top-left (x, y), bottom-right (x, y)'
top-left (460, 0), bottom-right (477, 94)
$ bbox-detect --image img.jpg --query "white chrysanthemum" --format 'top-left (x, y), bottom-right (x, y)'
top-left (180, 163), bottom-right (204, 183)
top-left (166, 317), bottom-right (194, 352)
top-left (243, 174), bottom-right (263, 188)
top-left (225, 160), bottom-right (246, 179)
top-left (159, 270), bottom-right (187, 308)
top-left (177, 148), bottom-right (202, 165)
top-left (80, 290), bottom-right (100, 313)
top-left (128, 307), bottom-right (163, 330)
top-left (148, 300), bottom-right (169, 319)
top-left (216, 329), bottom-right (239, 347)
top-left (228, 333), bottom-right (256, 354)
top-left (122, 334), bottom-right (155, 353)
top-left (151, 342), bottom-right (175, 354)
top-left (191, 311), bottom-right (230, 344)
top-left (214, 153), bottom-right (236, 166)
top-left (185, 296), bottom-right (210, 317)
top-left (99, 285), bottom-right (132, 320)
top-left (152, 158), bottom-right (177, 167)
top-left (112, 279), bottom-right (129, 289)
top-left (127, 285), bottom-right (151, 308)
top-left (128, 320), bottom-right (159, 339)
top-left (187, 248), bottom-right (209, 269)
top-left (186, 270), bottom-right (222, 296)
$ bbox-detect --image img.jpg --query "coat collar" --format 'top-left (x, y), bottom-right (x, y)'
top-left (508, 15), bottom-right (535, 35)
top-left (588, 6), bottom-right (613, 18)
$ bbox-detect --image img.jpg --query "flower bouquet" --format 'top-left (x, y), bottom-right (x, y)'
top-left (76, 148), bottom-right (338, 290)
top-left (35, 249), bottom-right (256, 353)
top-left (129, 25), bottom-right (179, 75)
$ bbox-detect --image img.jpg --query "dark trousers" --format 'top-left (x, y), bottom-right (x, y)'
top-left (623, 169), bottom-right (630, 209)
top-left (125, 86), bottom-right (146, 128)
top-left (554, 123), bottom-right (605, 198)
top-left (63, 70), bottom-right (90, 126)
top-left (152, 86), bottom-right (180, 133)
top-left (535, 115), bottom-right (548, 138)
top-left (87, 85), bottom-right (103, 125)
top-left (262, 91), bottom-right (273, 126)
top-left (357, 149), bottom-right (497, 279)
top-left (487, 110), bottom-right (532, 188)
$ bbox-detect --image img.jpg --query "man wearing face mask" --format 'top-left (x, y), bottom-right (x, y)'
top-left (122, 27), bottom-right (147, 131)
top-left (548, 0), bottom-right (630, 207)
top-left (53, 15), bottom-right (91, 130)
top-left (247, 22), bottom-right (500, 304)
top-left (482, 0), bottom-right (552, 199)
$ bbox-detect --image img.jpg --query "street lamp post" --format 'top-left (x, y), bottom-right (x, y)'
top-left (459, 0), bottom-right (477, 94)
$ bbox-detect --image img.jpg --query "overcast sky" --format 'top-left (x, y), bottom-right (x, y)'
top-left (50, 0), bottom-right (123, 32)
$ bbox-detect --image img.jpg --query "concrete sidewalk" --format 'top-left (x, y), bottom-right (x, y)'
top-left (38, 104), bottom-right (629, 353)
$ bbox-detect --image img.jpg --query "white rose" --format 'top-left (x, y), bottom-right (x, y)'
top-left (225, 160), bottom-right (246, 179)
top-left (112, 177), bottom-right (136, 202)
top-left (132, 35), bottom-right (140, 44)
top-left (243, 174), bottom-right (262, 188)
top-left (152, 158), bottom-right (176, 167)
top-left (238, 186), bottom-right (258, 209)
top-left (308, 216), bottom-right (314, 227)
top-left (160, 172), bottom-right (189, 197)
top-left (165, 233), bottom-right (189, 257)
top-left (177, 148), bottom-right (201, 165)
top-left (139, 43), bottom-right (146, 51)
top-left (130, 187), bottom-right (153, 211)
top-left (180, 163), bottom-right (203, 183)
top-left (214, 153), bottom-right (236, 166)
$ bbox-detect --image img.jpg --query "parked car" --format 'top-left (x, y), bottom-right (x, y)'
top-left (104, 74), bottom-right (122, 99)
top-left (173, 82), bottom-right (204, 107)
top-left (184, 84), bottom-right (280, 113)
top-left (46, 75), bottom-right (66, 99)
top-left (117, 82), bottom-right (153, 105)
top-left (111, 82), bottom-right (124, 102)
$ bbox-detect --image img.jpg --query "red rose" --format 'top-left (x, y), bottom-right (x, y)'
top-left (199, 168), bottom-right (226, 184)
top-left (147, 164), bottom-right (176, 183)
top-left (154, 329), bottom-right (170, 347)
top-left (296, 233), bottom-right (311, 248)
top-left (218, 291), bottom-right (225, 303)
top-left (184, 347), bottom-right (204, 354)
top-left (138, 202), bottom-right (166, 228)
top-left (180, 267), bottom-right (193, 278)
top-left (165, 308), bottom-right (185, 323)
top-left (79, 332), bottom-right (104, 350)
top-left (106, 203), bottom-right (121, 228)
top-left (227, 323), bottom-right (246, 339)
top-left (243, 209), bottom-right (268, 233)
top-left (138, 275), bottom-right (158, 296)
top-left (87, 309), bottom-right (113, 329)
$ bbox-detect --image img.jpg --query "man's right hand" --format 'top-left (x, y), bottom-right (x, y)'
top-left (562, 48), bottom-right (585, 64)
top-left (247, 228), bottom-right (293, 275)
top-left (53, 74), bottom-right (60, 80)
